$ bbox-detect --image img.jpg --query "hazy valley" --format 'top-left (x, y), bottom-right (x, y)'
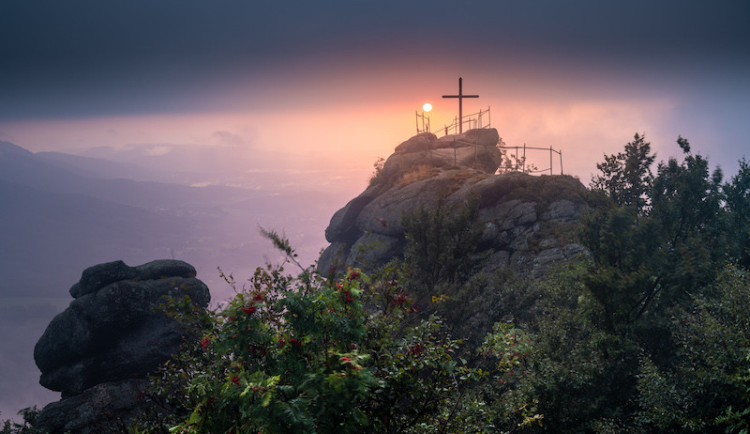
top-left (0, 140), bottom-right (363, 420)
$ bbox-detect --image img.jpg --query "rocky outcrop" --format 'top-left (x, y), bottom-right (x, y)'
top-left (33, 259), bottom-right (210, 433)
top-left (379, 128), bottom-right (502, 181)
top-left (319, 129), bottom-right (588, 278)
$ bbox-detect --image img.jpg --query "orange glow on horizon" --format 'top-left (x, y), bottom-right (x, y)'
top-left (0, 90), bottom-right (676, 187)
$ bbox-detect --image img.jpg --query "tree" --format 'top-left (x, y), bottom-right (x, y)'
top-left (636, 265), bottom-right (750, 432)
top-left (0, 408), bottom-right (42, 434)
top-left (724, 158), bottom-right (750, 267)
top-left (583, 136), bottom-right (725, 340)
top-left (531, 134), bottom-right (736, 431)
top-left (590, 133), bottom-right (656, 212)
top-left (647, 140), bottom-right (725, 316)
top-left (401, 196), bottom-right (484, 292)
top-left (480, 262), bottom-right (641, 432)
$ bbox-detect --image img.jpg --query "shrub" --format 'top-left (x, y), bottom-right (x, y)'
top-left (138, 235), bottom-right (494, 433)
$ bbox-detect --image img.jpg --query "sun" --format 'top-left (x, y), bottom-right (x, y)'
top-left (422, 103), bottom-right (432, 112)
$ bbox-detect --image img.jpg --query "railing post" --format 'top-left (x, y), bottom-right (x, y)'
top-left (560, 150), bottom-right (563, 175)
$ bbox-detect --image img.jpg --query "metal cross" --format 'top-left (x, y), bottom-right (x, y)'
top-left (442, 77), bottom-right (479, 134)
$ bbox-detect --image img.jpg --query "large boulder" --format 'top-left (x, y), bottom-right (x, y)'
top-left (393, 132), bottom-right (437, 154)
top-left (33, 259), bottom-right (210, 433)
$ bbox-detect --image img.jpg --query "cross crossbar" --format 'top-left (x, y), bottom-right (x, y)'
top-left (442, 77), bottom-right (479, 134)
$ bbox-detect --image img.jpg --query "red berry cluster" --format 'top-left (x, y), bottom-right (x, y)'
top-left (241, 293), bottom-right (265, 314)
top-left (408, 342), bottom-right (423, 356)
top-left (335, 282), bottom-right (355, 303)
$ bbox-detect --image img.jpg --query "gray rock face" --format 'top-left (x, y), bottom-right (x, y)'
top-left (69, 260), bottom-right (137, 298)
top-left (33, 379), bottom-right (161, 434)
top-left (355, 174), bottom-right (445, 237)
top-left (34, 259), bottom-right (210, 433)
top-left (346, 232), bottom-right (403, 270)
top-left (393, 132), bottom-right (437, 153)
top-left (319, 130), bottom-right (589, 278)
top-left (325, 185), bottom-right (382, 243)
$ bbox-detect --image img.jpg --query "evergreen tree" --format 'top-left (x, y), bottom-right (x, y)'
top-left (591, 133), bottom-right (655, 212)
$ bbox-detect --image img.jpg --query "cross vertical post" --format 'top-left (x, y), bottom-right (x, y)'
top-left (442, 77), bottom-right (479, 134)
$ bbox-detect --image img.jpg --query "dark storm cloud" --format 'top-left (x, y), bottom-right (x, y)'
top-left (1, 0), bottom-right (748, 118)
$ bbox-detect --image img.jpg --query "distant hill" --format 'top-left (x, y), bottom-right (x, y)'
top-left (76, 142), bottom-right (367, 194)
top-left (36, 151), bottom-right (172, 183)
top-left (0, 140), bottom-right (347, 298)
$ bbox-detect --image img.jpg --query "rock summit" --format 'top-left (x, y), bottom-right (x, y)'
top-left (319, 128), bottom-right (588, 277)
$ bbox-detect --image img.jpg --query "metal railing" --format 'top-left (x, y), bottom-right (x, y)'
top-left (498, 143), bottom-right (564, 175)
top-left (415, 107), bottom-right (492, 136)
top-left (440, 107), bottom-right (492, 136)
top-left (414, 106), bottom-right (564, 176)
top-left (415, 111), bottom-right (431, 134)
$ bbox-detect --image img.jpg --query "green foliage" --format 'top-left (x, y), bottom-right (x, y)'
top-left (401, 196), bottom-right (484, 292)
top-left (484, 263), bottom-right (641, 432)
top-left (635, 265), bottom-right (750, 432)
top-left (590, 132), bottom-right (655, 212)
top-left (137, 236), bottom-right (496, 433)
top-left (581, 136), bottom-right (727, 349)
top-left (562, 134), bottom-right (750, 431)
top-left (724, 158), bottom-right (750, 267)
top-left (399, 195), bottom-right (505, 346)
top-left (157, 266), bottom-right (375, 433)
top-left (479, 321), bottom-right (543, 430)
top-left (367, 156), bottom-right (386, 188)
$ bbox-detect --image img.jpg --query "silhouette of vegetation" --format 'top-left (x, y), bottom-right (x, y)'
top-left (0, 407), bottom-right (41, 434)
top-left (367, 156), bottom-right (386, 188)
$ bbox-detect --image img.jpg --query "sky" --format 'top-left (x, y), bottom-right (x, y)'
top-left (1, 0), bottom-right (749, 182)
